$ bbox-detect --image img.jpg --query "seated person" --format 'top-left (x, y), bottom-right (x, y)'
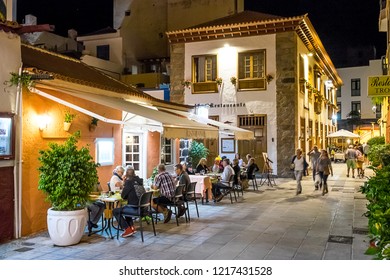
top-left (181, 161), bottom-right (195, 175)
top-left (109, 165), bottom-right (125, 191)
top-left (113, 166), bottom-right (145, 238)
top-left (174, 163), bottom-right (190, 216)
top-left (212, 159), bottom-right (221, 173)
top-left (212, 158), bottom-right (235, 202)
top-left (232, 158), bottom-right (241, 185)
top-left (246, 158), bottom-right (259, 179)
top-left (235, 153), bottom-right (244, 168)
top-left (196, 158), bottom-right (209, 174)
top-left (151, 164), bottom-right (175, 223)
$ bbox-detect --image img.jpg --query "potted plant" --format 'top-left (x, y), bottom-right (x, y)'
top-left (89, 117), bottom-right (99, 132)
top-left (64, 111), bottom-right (76, 131)
top-left (38, 131), bottom-right (99, 246)
top-left (230, 76), bottom-right (237, 86)
top-left (188, 140), bottom-right (209, 169)
top-left (182, 79), bottom-right (191, 89)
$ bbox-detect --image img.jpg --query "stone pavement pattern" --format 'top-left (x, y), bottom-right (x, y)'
top-left (0, 162), bottom-right (373, 260)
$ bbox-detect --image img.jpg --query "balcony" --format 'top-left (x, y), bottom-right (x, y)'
top-left (121, 73), bottom-right (169, 89)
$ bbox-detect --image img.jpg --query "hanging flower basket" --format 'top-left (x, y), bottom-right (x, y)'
top-left (230, 76), bottom-right (237, 86)
top-left (266, 74), bottom-right (274, 84)
top-left (181, 79), bottom-right (192, 89)
top-left (215, 77), bottom-right (223, 86)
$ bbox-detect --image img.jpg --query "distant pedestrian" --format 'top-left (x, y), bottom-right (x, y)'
top-left (362, 142), bottom-right (370, 163)
top-left (345, 145), bottom-right (357, 178)
top-left (291, 149), bottom-right (308, 195)
top-left (307, 145), bottom-right (321, 190)
top-left (316, 150), bottom-right (333, 195)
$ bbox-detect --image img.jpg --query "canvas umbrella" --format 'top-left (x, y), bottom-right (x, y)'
top-left (327, 129), bottom-right (360, 151)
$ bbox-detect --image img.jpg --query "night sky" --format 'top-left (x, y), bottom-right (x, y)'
top-left (16, 0), bottom-right (386, 66)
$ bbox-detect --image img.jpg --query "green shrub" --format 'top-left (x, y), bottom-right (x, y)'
top-left (367, 136), bottom-right (385, 146)
top-left (360, 165), bottom-right (390, 259)
top-left (38, 131), bottom-right (99, 211)
top-left (188, 140), bottom-right (209, 167)
top-left (367, 144), bottom-right (390, 167)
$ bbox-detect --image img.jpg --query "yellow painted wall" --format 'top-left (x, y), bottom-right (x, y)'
top-left (21, 88), bottom-right (123, 236)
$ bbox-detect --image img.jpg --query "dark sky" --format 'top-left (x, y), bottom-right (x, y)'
top-left (16, 0), bottom-right (386, 66)
top-left (246, 0), bottom-right (387, 64)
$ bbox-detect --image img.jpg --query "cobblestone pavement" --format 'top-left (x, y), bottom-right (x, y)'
top-left (0, 162), bottom-right (373, 260)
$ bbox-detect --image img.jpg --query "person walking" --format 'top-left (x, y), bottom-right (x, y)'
top-left (345, 145), bottom-right (357, 178)
top-left (307, 145), bottom-right (321, 190)
top-left (316, 150), bottom-right (333, 195)
top-left (291, 149), bottom-right (307, 195)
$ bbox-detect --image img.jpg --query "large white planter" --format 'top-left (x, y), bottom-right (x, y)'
top-left (47, 208), bottom-right (87, 246)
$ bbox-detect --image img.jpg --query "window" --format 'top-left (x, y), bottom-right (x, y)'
top-left (192, 55), bottom-right (218, 93)
top-left (336, 87), bottom-right (341, 97)
top-left (95, 138), bottom-right (114, 166)
top-left (124, 134), bottom-right (141, 172)
top-left (351, 78), bottom-right (361, 96)
top-left (238, 50), bottom-right (266, 90)
top-left (351, 101), bottom-right (361, 112)
top-left (0, 114), bottom-right (14, 159)
top-left (97, 45), bottom-right (110, 61)
top-left (161, 138), bottom-right (173, 165)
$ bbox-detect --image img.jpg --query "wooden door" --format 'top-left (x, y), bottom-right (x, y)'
top-left (0, 166), bottom-right (14, 243)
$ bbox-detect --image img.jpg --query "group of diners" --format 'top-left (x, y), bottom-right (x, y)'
top-left (101, 153), bottom-right (260, 238)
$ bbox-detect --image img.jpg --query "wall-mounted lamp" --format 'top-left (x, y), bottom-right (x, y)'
top-left (38, 113), bottom-right (50, 131)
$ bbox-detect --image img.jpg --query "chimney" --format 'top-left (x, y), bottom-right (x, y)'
top-left (68, 29), bottom-right (78, 40)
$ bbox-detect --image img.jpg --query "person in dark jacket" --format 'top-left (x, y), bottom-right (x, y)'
top-left (113, 165), bottom-right (145, 238)
top-left (246, 158), bottom-right (259, 180)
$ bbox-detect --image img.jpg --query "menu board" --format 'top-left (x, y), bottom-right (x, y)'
top-left (0, 116), bottom-right (14, 159)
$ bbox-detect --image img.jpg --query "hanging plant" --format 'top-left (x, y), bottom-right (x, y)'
top-left (266, 74), bottom-right (274, 84)
top-left (181, 79), bottom-right (191, 89)
top-left (215, 77), bottom-right (223, 86)
top-left (5, 72), bottom-right (34, 88)
top-left (89, 117), bottom-right (99, 132)
top-left (230, 76), bottom-right (237, 86)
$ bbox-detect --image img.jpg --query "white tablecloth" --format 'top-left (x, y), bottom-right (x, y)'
top-left (189, 175), bottom-right (212, 199)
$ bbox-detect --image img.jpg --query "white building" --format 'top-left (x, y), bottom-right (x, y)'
top-left (336, 59), bottom-right (382, 141)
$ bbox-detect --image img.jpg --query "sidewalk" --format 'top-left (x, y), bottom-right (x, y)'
top-left (0, 162), bottom-right (373, 260)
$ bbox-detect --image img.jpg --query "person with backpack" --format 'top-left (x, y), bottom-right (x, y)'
top-left (291, 148), bottom-right (308, 195)
top-left (113, 165), bottom-right (145, 238)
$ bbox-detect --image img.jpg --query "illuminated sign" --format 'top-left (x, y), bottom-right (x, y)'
top-left (368, 76), bottom-right (390, 97)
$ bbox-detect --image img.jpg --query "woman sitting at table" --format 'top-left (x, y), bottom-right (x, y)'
top-left (232, 158), bottom-right (241, 185)
top-left (246, 158), bottom-right (259, 180)
top-left (181, 161), bottom-right (195, 175)
top-left (196, 158), bottom-right (209, 174)
top-left (113, 165), bottom-right (144, 238)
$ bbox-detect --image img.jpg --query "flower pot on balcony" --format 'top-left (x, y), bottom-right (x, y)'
top-left (64, 122), bottom-right (71, 132)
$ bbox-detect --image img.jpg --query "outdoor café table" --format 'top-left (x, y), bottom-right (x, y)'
top-left (189, 174), bottom-right (213, 202)
top-left (88, 194), bottom-right (121, 239)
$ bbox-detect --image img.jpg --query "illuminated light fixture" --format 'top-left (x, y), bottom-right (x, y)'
top-left (307, 52), bottom-right (314, 57)
top-left (224, 43), bottom-right (230, 48)
top-left (38, 113), bottom-right (51, 131)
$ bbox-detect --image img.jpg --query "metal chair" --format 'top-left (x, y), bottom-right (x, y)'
top-left (218, 174), bottom-right (237, 203)
top-left (184, 182), bottom-right (199, 222)
top-left (166, 184), bottom-right (188, 226)
top-left (116, 191), bottom-right (156, 242)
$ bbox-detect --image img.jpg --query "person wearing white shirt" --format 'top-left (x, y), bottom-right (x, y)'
top-left (109, 166), bottom-right (124, 191)
top-left (212, 158), bottom-right (235, 202)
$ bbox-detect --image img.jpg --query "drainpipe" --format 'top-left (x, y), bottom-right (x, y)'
top-left (13, 63), bottom-right (23, 238)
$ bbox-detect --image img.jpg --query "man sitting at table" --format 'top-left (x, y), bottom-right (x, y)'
top-left (174, 163), bottom-right (190, 217)
top-left (212, 158), bottom-right (235, 202)
top-left (113, 165), bottom-right (145, 238)
top-left (152, 164), bottom-right (175, 223)
top-left (109, 165), bottom-right (125, 191)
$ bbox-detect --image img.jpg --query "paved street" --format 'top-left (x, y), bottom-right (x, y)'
top-left (0, 162), bottom-right (373, 260)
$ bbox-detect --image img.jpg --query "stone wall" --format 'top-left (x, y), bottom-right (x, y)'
top-left (169, 43), bottom-right (185, 104)
top-left (276, 32), bottom-right (299, 177)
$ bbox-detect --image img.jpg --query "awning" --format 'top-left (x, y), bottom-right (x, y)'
top-left (327, 129), bottom-right (360, 138)
top-left (31, 88), bottom-right (218, 139)
top-left (159, 109), bottom-right (254, 140)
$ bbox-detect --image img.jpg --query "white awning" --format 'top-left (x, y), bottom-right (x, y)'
top-left (31, 87), bottom-right (219, 139)
top-left (159, 109), bottom-right (254, 140)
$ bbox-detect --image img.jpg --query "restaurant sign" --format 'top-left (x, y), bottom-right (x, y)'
top-left (368, 76), bottom-right (390, 97)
